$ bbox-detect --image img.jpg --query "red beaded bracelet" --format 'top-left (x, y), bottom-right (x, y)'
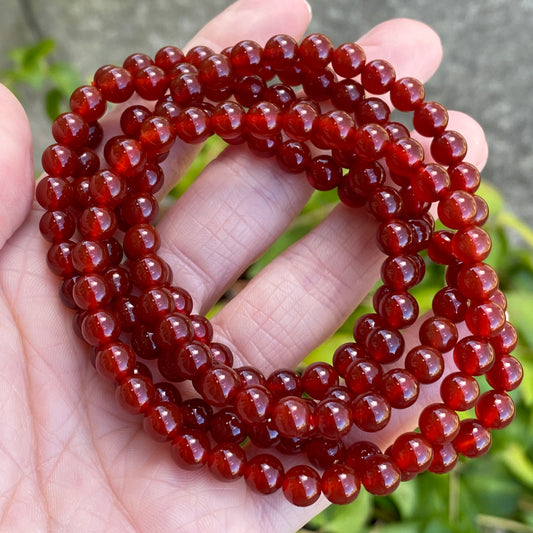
top-left (37, 33), bottom-right (522, 507)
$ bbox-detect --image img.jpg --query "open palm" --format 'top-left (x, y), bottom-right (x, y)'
top-left (0, 1), bottom-right (489, 531)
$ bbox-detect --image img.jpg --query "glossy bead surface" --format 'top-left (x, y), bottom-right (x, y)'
top-left (321, 464), bottom-right (360, 505)
top-left (475, 390), bottom-right (515, 429)
top-left (271, 396), bottom-right (313, 438)
top-left (194, 365), bottom-right (240, 407)
top-left (361, 59), bottom-right (395, 94)
top-left (418, 404), bottom-right (460, 444)
top-left (440, 372), bottom-right (480, 411)
top-left (485, 355), bottom-right (523, 391)
top-left (453, 336), bottom-right (495, 376)
top-left (390, 432), bottom-right (433, 477)
top-left (359, 454), bottom-right (400, 496)
top-left (453, 419), bottom-right (492, 457)
top-left (171, 430), bottom-right (210, 470)
top-left (405, 345), bottom-right (444, 384)
top-left (234, 385), bottom-right (272, 424)
top-left (143, 401), bottom-right (182, 441)
top-left (301, 362), bottom-right (339, 400)
top-left (116, 374), bottom-right (155, 414)
top-left (345, 358), bottom-right (382, 395)
top-left (282, 465), bottom-right (321, 507)
top-left (315, 398), bottom-right (352, 439)
top-left (352, 392), bottom-right (391, 432)
top-left (245, 454), bottom-right (284, 495)
top-left (380, 369), bottom-right (419, 408)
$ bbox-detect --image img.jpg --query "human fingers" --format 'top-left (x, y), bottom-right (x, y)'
top-left (0, 85), bottom-right (34, 249)
top-left (158, 18), bottom-right (444, 315)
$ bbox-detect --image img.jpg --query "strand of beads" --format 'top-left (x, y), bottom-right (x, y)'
top-left (37, 33), bottom-right (522, 507)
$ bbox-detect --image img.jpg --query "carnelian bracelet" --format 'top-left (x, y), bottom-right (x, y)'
top-left (36, 33), bottom-right (522, 507)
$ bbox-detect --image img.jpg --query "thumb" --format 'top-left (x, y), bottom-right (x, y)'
top-left (0, 84), bottom-right (34, 249)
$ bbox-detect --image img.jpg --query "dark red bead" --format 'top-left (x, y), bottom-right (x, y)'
top-left (94, 65), bottom-right (134, 103)
top-left (185, 45), bottom-right (214, 67)
top-left (315, 398), bottom-right (352, 439)
top-left (332, 342), bottom-right (365, 377)
top-left (245, 453), bottom-right (284, 495)
top-left (380, 368), bottom-right (419, 409)
top-left (321, 464), bottom-right (360, 505)
top-left (431, 130), bottom-right (468, 166)
top-left (267, 369), bottom-right (302, 398)
top-left (355, 97), bottom-right (390, 125)
top-left (366, 327), bottom-right (405, 364)
top-left (208, 442), bottom-right (246, 482)
top-left (155, 46), bottom-right (185, 71)
top-left (171, 430), bottom-right (210, 470)
top-left (301, 362), bottom-right (338, 400)
top-left (143, 401), bottom-right (182, 442)
top-left (345, 358), bottom-right (382, 395)
top-left (352, 392), bottom-right (391, 432)
top-left (271, 396), bottom-right (313, 438)
top-left (390, 77), bottom-right (425, 111)
top-left (413, 101), bottom-right (448, 137)
top-left (233, 74), bottom-right (266, 107)
top-left (419, 403), bottom-right (460, 444)
top-left (175, 107), bottom-right (212, 144)
top-left (42, 144), bottom-right (78, 178)
top-left (299, 33), bottom-right (334, 71)
top-left (429, 442), bottom-right (458, 474)
top-left (453, 419), bottom-right (492, 457)
top-left (485, 355), bottom-right (523, 391)
top-left (95, 342), bottom-right (136, 382)
top-left (264, 34), bottom-right (299, 71)
top-left (390, 432), bottom-right (433, 478)
top-left (307, 436), bottom-right (345, 469)
top-left (116, 374), bottom-right (155, 414)
top-left (475, 390), bottom-right (515, 429)
top-left (332, 42), bottom-right (365, 78)
top-left (181, 398), bottom-right (213, 431)
top-left (282, 465), bottom-right (321, 507)
top-left (194, 364), bottom-right (240, 407)
top-left (359, 454), bottom-right (400, 496)
top-left (405, 345), bottom-right (444, 384)
top-left (234, 385), bottom-right (272, 424)
top-left (210, 408), bottom-right (246, 444)
top-left (419, 316), bottom-right (458, 352)
top-left (361, 59), bottom-right (395, 94)
top-left (230, 40), bottom-right (263, 76)
top-left (70, 85), bottom-right (106, 122)
top-left (453, 336), bottom-right (495, 376)
top-left (440, 372), bottom-right (480, 411)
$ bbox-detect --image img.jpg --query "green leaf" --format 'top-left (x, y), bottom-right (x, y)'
top-left (303, 333), bottom-right (354, 365)
top-left (372, 521), bottom-right (421, 533)
top-left (45, 88), bottom-right (64, 121)
top-left (21, 38), bottom-right (55, 71)
top-left (304, 490), bottom-right (372, 533)
top-left (48, 61), bottom-right (83, 96)
top-left (389, 477), bottom-right (418, 519)
top-left (506, 291), bottom-right (533, 348)
top-left (502, 443), bottom-right (533, 490)
top-left (478, 181), bottom-right (504, 218)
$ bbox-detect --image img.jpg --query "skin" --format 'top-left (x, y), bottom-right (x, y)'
top-left (0, 0), bottom-right (489, 531)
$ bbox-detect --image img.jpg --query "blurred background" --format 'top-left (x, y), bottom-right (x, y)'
top-left (2, 1), bottom-right (533, 532)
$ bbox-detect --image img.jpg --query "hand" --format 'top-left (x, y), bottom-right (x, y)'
top-left (0, 0), bottom-right (489, 531)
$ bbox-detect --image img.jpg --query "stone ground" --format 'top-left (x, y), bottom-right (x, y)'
top-left (2, 0), bottom-right (532, 223)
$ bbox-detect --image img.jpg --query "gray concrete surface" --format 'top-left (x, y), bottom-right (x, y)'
top-left (2, 0), bottom-right (532, 224)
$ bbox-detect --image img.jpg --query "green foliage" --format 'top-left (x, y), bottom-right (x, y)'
top-left (1, 38), bottom-right (82, 120)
